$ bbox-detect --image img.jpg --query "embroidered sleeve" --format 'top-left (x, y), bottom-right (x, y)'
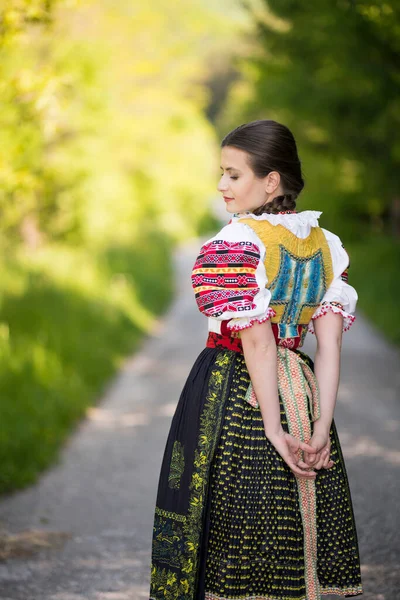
top-left (191, 222), bottom-right (275, 331)
top-left (308, 230), bottom-right (358, 334)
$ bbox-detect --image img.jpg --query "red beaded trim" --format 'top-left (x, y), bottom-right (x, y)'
top-left (308, 302), bottom-right (356, 334)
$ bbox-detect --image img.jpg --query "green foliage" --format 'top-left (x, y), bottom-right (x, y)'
top-left (0, 232), bottom-right (173, 492)
top-left (347, 235), bottom-right (400, 345)
top-left (0, 0), bottom-right (229, 248)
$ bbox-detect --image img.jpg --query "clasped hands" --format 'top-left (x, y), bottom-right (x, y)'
top-left (267, 427), bottom-right (334, 479)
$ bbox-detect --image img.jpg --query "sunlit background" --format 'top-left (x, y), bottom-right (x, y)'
top-left (0, 0), bottom-right (399, 500)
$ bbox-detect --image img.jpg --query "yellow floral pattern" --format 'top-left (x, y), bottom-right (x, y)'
top-left (168, 440), bottom-right (185, 490)
top-left (150, 350), bottom-right (233, 600)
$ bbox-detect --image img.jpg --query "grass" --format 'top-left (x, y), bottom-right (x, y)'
top-left (0, 230), bottom-right (174, 494)
top-left (347, 234), bottom-right (400, 346)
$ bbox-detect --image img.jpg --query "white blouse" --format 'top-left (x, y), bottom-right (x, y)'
top-left (191, 210), bottom-right (357, 335)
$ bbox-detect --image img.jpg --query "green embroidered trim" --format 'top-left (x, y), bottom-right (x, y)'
top-left (155, 506), bottom-right (186, 522)
top-left (168, 440), bottom-right (185, 490)
top-left (150, 350), bottom-right (233, 600)
top-left (183, 351), bottom-right (232, 594)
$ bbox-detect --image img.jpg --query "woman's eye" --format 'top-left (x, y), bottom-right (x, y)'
top-left (219, 173), bottom-right (238, 180)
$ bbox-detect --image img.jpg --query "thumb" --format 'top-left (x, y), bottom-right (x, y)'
top-left (299, 440), bottom-right (318, 454)
top-left (306, 452), bottom-right (317, 464)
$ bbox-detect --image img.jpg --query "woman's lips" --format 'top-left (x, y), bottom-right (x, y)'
top-left (223, 196), bottom-right (234, 202)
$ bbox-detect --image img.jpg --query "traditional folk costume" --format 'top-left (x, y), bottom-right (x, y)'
top-left (149, 210), bottom-right (363, 600)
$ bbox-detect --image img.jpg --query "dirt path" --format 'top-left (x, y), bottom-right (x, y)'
top-left (0, 240), bottom-right (399, 600)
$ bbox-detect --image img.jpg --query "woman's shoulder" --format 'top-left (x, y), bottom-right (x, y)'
top-left (193, 221), bottom-right (267, 279)
top-left (202, 219), bottom-right (266, 249)
top-left (315, 226), bottom-right (352, 280)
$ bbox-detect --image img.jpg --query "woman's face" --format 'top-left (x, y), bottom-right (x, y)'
top-left (217, 145), bottom-right (282, 214)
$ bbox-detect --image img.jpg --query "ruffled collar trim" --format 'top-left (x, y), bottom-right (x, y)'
top-left (231, 210), bottom-right (322, 228)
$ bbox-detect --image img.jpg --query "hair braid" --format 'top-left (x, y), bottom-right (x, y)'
top-left (252, 193), bottom-right (297, 216)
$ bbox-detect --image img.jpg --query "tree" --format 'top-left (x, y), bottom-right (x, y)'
top-left (241, 0), bottom-right (400, 234)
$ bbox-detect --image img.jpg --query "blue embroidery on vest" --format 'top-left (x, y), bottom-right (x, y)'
top-left (269, 246), bottom-right (327, 330)
top-left (278, 323), bottom-right (301, 339)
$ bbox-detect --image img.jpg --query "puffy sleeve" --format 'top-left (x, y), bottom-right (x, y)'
top-left (191, 222), bottom-right (276, 332)
top-left (308, 228), bottom-right (358, 334)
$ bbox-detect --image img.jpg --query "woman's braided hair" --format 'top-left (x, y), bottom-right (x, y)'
top-left (221, 120), bottom-right (304, 215)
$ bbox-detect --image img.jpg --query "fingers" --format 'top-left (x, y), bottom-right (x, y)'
top-left (322, 449), bottom-right (335, 469)
top-left (278, 446), bottom-right (316, 478)
top-left (289, 452), bottom-right (317, 478)
top-left (288, 460), bottom-right (316, 478)
top-left (297, 458), bottom-right (314, 470)
top-left (313, 455), bottom-right (325, 470)
top-left (304, 451), bottom-right (319, 466)
top-left (282, 433), bottom-right (335, 473)
top-left (298, 440), bottom-right (318, 454)
top-left (312, 447), bottom-right (327, 469)
top-left (313, 453), bottom-right (321, 466)
top-left (321, 448), bottom-right (330, 468)
top-left (314, 448), bottom-right (335, 470)
top-left (274, 434), bottom-right (326, 478)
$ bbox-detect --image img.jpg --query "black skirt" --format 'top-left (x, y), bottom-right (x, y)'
top-left (149, 344), bottom-right (363, 600)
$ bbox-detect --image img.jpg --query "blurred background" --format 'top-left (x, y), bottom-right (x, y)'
top-left (0, 0), bottom-right (399, 497)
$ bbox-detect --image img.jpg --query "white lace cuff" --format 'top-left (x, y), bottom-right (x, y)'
top-left (227, 307), bottom-right (277, 332)
top-left (308, 301), bottom-right (356, 334)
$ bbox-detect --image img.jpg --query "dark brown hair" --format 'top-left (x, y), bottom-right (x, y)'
top-left (221, 119), bottom-right (304, 215)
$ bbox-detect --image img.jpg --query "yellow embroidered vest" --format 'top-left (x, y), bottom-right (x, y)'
top-left (239, 218), bottom-right (334, 346)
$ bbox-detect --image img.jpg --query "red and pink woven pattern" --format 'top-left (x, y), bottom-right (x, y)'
top-left (192, 239), bottom-right (261, 318)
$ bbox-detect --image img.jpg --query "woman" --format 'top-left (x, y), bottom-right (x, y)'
top-left (149, 120), bottom-right (363, 600)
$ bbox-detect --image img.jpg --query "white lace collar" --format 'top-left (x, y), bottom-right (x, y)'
top-left (229, 210), bottom-right (323, 240)
top-left (231, 210), bottom-right (322, 228)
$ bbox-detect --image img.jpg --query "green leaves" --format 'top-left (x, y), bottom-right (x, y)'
top-left (0, 0), bottom-right (232, 248)
top-left (238, 0), bottom-right (400, 234)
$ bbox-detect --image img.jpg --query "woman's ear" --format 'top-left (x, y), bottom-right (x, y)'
top-left (265, 171), bottom-right (281, 194)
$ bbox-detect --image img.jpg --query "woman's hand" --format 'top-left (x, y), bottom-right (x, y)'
top-left (267, 428), bottom-right (319, 479)
top-left (303, 430), bottom-right (335, 470)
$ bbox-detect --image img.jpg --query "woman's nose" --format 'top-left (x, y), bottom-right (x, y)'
top-left (217, 176), bottom-right (228, 192)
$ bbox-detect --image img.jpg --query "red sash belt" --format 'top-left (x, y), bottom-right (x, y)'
top-left (206, 322), bottom-right (307, 353)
